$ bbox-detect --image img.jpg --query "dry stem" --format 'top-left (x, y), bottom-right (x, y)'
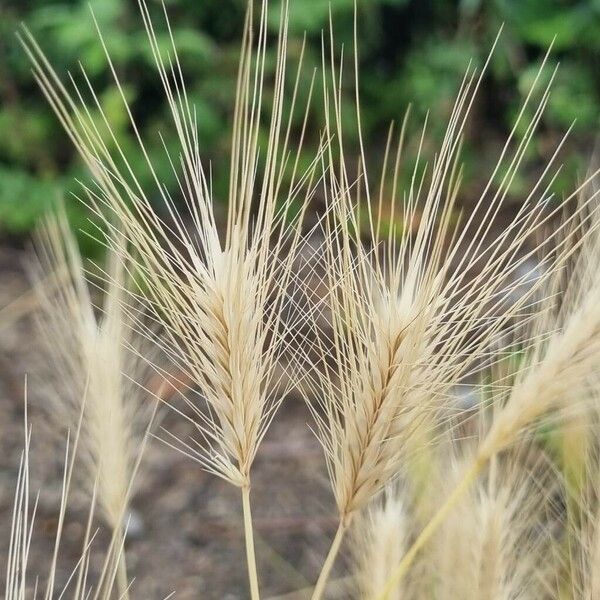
top-left (312, 519), bottom-right (350, 600)
top-left (242, 485), bottom-right (260, 600)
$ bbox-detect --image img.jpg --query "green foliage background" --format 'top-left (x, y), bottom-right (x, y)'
top-left (0, 0), bottom-right (598, 252)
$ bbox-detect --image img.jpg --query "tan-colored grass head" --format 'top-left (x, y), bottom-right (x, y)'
top-left (479, 191), bottom-right (600, 463)
top-left (20, 0), bottom-right (319, 492)
top-left (19, 2), bottom-right (321, 596)
top-left (306, 35), bottom-right (552, 523)
top-left (28, 207), bottom-right (158, 599)
top-left (429, 444), bottom-right (560, 600)
top-left (303, 20), bottom-right (600, 599)
top-left (351, 488), bottom-right (409, 600)
top-left (378, 180), bottom-right (600, 597)
top-left (31, 208), bottom-right (153, 532)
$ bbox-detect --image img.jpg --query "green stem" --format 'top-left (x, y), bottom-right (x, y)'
top-left (311, 520), bottom-right (347, 600)
top-left (242, 485), bottom-right (260, 600)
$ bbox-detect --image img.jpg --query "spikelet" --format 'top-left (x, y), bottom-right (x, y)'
top-left (19, 2), bottom-right (319, 596)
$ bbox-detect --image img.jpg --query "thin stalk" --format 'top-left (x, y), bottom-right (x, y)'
top-left (103, 523), bottom-right (129, 600)
top-left (242, 485), bottom-right (260, 600)
top-left (312, 520), bottom-right (348, 600)
top-left (377, 457), bottom-right (485, 600)
top-left (116, 546), bottom-right (129, 600)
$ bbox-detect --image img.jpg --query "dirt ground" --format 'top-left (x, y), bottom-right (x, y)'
top-left (0, 245), bottom-right (343, 599)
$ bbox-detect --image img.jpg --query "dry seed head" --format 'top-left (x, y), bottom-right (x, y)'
top-left (352, 489), bottom-right (409, 600)
top-left (19, 0), bottom-right (320, 487)
top-left (431, 448), bottom-right (559, 600)
top-left (31, 208), bottom-right (153, 530)
top-left (375, 175), bottom-right (600, 594)
top-left (303, 27), bottom-right (594, 522)
top-left (479, 191), bottom-right (600, 463)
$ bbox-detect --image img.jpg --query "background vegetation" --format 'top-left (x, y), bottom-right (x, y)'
top-left (0, 0), bottom-right (598, 253)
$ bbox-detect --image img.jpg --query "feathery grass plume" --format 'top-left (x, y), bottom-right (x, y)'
top-left (29, 208), bottom-right (156, 597)
top-left (20, 1), bottom-right (320, 596)
top-left (570, 412), bottom-right (600, 600)
top-left (302, 13), bottom-right (600, 597)
top-left (430, 445), bottom-right (560, 600)
top-left (350, 488), bottom-right (410, 600)
top-left (379, 186), bottom-right (600, 598)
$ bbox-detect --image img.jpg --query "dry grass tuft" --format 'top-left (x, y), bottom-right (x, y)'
top-left (29, 208), bottom-right (156, 596)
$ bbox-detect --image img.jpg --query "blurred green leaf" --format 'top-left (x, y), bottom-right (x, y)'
top-left (0, 166), bottom-right (61, 232)
top-left (0, 0), bottom-right (596, 257)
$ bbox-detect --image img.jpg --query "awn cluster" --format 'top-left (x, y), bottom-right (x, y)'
top-left (5, 1), bottom-right (600, 599)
